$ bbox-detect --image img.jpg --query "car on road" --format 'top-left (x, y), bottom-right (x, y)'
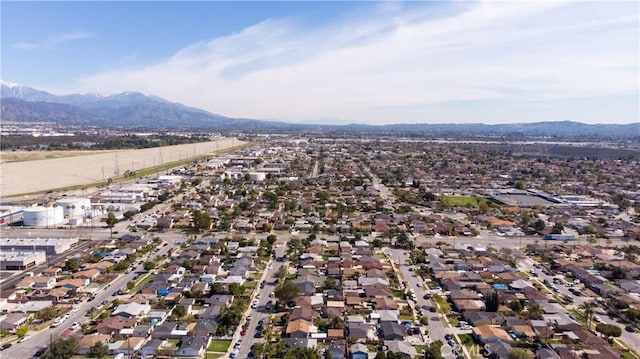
top-left (625, 326), bottom-right (636, 333)
top-left (33, 347), bottom-right (47, 357)
top-left (0, 343), bottom-right (12, 351)
top-left (241, 328), bottom-right (247, 336)
top-left (265, 300), bottom-right (273, 310)
top-left (18, 335), bottom-right (32, 343)
top-left (254, 330), bottom-right (264, 338)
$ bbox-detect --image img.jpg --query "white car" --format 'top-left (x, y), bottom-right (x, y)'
top-left (18, 335), bottom-right (32, 343)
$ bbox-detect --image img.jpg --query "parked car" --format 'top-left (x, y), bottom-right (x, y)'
top-left (33, 347), bottom-right (47, 357)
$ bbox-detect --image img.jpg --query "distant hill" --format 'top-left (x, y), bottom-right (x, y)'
top-left (1, 81), bottom-right (638, 137)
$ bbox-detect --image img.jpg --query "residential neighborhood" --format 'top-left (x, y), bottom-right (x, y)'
top-left (0, 136), bottom-right (639, 359)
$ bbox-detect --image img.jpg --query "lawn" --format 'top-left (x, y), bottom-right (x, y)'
top-left (448, 317), bottom-right (459, 327)
top-left (206, 354), bottom-right (225, 359)
top-left (439, 195), bottom-right (486, 207)
top-left (207, 339), bottom-right (232, 352)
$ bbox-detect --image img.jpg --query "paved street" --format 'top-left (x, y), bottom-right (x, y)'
top-left (234, 243), bottom-right (289, 359)
top-left (385, 248), bottom-right (449, 346)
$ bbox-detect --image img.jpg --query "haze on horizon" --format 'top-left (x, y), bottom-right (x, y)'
top-left (2, 1), bottom-right (639, 125)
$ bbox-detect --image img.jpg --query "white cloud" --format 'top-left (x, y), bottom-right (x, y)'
top-left (12, 30), bottom-right (94, 50)
top-left (72, 1), bottom-right (639, 124)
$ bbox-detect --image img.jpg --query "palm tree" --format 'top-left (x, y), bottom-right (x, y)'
top-left (580, 302), bottom-right (595, 329)
top-left (527, 303), bottom-right (544, 320)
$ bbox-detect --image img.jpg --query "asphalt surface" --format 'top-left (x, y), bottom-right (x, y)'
top-left (234, 243), bottom-right (289, 359)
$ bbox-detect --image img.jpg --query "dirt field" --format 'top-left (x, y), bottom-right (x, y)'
top-left (0, 150), bottom-right (113, 163)
top-left (0, 138), bottom-right (242, 197)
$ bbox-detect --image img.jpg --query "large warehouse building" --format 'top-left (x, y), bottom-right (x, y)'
top-left (0, 237), bottom-right (79, 254)
top-left (0, 251), bottom-right (46, 270)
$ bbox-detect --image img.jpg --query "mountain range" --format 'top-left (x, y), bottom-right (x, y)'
top-left (1, 81), bottom-right (638, 138)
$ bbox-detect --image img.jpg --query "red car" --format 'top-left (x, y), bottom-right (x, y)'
top-left (241, 328), bottom-right (247, 336)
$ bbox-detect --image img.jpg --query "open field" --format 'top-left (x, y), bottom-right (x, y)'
top-left (0, 138), bottom-right (243, 198)
top-left (0, 150), bottom-right (113, 163)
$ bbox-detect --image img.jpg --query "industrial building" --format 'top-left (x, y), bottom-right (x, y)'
top-left (0, 207), bottom-right (23, 226)
top-left (23, 206), bottom-right (64, 227)
top-left (56, 197), bottom-right (91, 218)
top-left (0, 251), bottom-right (46, 270)
top-left (0, 237), bottom-right (79, 255)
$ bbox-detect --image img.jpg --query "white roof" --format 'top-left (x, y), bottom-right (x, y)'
top-left (113, 302), bottom-right (151, 317)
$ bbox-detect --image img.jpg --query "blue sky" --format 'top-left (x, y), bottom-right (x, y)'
top-left (2, 1), bottom-right (638, 125)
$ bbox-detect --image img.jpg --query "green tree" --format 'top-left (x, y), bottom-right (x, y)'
top-left (595, 323), bottom-right (622, 338)
top-left (509, 300), bottom-right (524, 313)
top-left (274, 280), bottom-right (300, 305)
top-left (509, 348), bottom-right (533, 359)
top-left (533, 219), bottom-right (546, 232)
top-left (172, 305), bottom-right (187, 320)
top-left (527, 303), bottom-right (544, 320)
top-left (105, 212), bottom-right (119, 238)
top-left (192, 210), bottom-right (211, 231)
top-left (64, 258), bottom-right (80, 272)
top-left (485, 290), bottom-right (500, 312)
top-left (478, 201), bottom-right (489, 213)
top-left (143, 261), bottom-right (156, 270)
top-left (375, 352), bottom-right (386, 359)
top-left (35, 306), bottom-right (60, 321)
top-left (15, 325), bottom-right (29, 337)
top-left (580, 302), bottom-right (595, 329)
top-left (42, 337), bottom-right (78, 359)
top-left (276, 265), bottom-right (289, 279)
top-left (87, 341), bottom-right (109, 358)
top-left (127, 281), bottom-right (135, 290)
top-left (551, 222), bottom-right (564, 234)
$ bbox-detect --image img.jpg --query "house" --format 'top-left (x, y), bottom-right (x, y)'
top-left (0, 312), bottom-right (28, 330)
top-left (350, 343), bottom-right (371, 359)
top-left (286, 319), bottom-right (313, 338)
top-left (56, 278), bottom-right (89, 290)
top-left (192, 319), bottom-right (217, 336)
top-left (384, 340), bottom-right (418, 358)
top-left (176, 335), bottom-right (209, 357)
top-left (536, 348), bottom-right (562, 359)
top-left (139, 339), bottom-right (165, 358)
top-left (96, 316), bottom-right (138, 335)
top-left (290, 307), bottom-right (315, 322)
top-left (380, 322), bottom-right (407, 340)
top-left (113, 303), bottom-right (151, 318)
top-left (484, 340), bottom-right (513, 359)
top-left (178, 298), bottom-right (196, 315)
top-left (152, 322), bottom-right (177, 339)
top-left (363, 283), bottom-right (392, 298)
top-left (108, 337), bottom-right (145, 356)
top-left (73, 268), bottom-right (101, 281)
top-left (77, 334), bottom-right (111, 355)
top-left (327, 343), bottom-right (346, 359)
top-left (347, 322), bottom-right (373, 341)
top-left (472, 325), bottom-right (512, 344)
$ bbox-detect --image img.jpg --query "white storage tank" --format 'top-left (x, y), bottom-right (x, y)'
top-left (56, 198), bottom-right (91, 218)
top-left (23, 206), bottom-right (64, 227)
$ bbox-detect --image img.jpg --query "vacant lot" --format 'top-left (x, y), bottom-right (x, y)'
top-left (0, 138), bottom-right (241, 197)
top-left (0, 150), bottom-right (112, 163)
